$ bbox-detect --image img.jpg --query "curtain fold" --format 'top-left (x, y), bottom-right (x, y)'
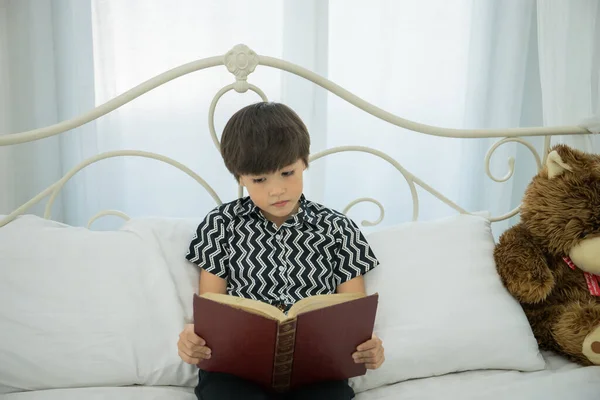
top-left (458, 0), bottom-right (542, 236)
top-left (323, 0), bottom-right (541, 236)
top-left (0, 0), bottom-right (97, 225)
top-left (0, 0), bottom-right (63, 220)
top-left (537, 0), bottom-right (600, 152)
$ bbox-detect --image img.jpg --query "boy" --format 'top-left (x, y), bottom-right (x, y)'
top-left (177, 102), bottom-right (384, 400)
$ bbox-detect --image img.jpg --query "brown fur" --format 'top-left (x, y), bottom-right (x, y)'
top-left (494, 144), bottom-right (600, 365)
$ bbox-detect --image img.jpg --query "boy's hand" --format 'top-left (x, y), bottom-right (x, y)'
top-left (352, 333), bottom-right (385, 370)
top-left (177, 323), bottom-right (212, 365)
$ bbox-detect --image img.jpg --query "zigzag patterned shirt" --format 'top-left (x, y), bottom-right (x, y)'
top-left (186, 195), bottom-right (379, 311)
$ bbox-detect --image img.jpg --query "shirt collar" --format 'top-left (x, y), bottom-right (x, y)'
top-left (234, 194), bottom-right (316, 226)
top-left (234, 196), bottom-right (260, 217)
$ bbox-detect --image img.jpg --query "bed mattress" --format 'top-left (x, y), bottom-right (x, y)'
top-left (3, 352), bottom-right (599, 400)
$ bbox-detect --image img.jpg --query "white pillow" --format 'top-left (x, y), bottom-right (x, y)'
top-left (0, 215), bottom-right (198, 394)
top-left (120, 217), bottom-right (202, 323)
top-left (349, 214), bottom-right (545, 393)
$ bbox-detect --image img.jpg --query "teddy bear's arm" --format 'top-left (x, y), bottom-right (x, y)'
top-left (494, 223), bottom-right (555, 304)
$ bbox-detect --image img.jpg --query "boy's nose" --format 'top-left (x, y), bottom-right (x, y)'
top-left (269, 187), bottom-right (285, 197)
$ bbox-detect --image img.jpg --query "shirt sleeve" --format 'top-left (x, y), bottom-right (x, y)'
top-left (334, 216), bottom-right (380, 285)
top-left (185, 207), bottom-right (230, 278)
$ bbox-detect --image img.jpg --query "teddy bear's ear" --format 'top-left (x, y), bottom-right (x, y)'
top-left (546, 150), bottom-right (573, 179)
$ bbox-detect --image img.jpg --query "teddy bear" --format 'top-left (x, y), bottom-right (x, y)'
top-left (494, 143), bottom-right (600, 366)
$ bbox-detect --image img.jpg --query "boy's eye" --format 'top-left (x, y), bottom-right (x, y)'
top-left (282, 170), bottom-right (295, 177)
top-left (252, 178), bottom-right (266, 183)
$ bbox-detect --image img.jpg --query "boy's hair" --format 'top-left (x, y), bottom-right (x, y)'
top-left (220, 102), bottom-right (310, 180)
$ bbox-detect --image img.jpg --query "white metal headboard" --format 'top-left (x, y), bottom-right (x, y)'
top-left (0, 44), bottom-right (597, 229)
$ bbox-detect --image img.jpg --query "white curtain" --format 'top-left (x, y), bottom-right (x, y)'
top-left (1, 0), bottom-right (598, 235)
top-left (88, 0), bottom-right (330, 226)
top-left (322, 0), bottom-right (541, 236)
top-left (0, 0), bottom-right (64, 220)
top-left (458, 0), bottom-right (544, 235)
top-left (0, 0), bottom-right (99, 224)
top-left (537, 0), bottom-right (600, 150)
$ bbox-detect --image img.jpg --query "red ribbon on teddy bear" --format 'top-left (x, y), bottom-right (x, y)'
top-left (563, 256), bottom-right (600, 296)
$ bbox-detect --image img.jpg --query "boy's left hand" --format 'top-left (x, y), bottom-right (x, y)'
top-left (353, 333), bottom-right (385, 370)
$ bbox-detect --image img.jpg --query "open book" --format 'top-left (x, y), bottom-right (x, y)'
top-left (193, 292), bottom-right (379, 392)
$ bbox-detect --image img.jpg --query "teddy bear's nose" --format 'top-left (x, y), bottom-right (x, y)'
top-left (591, 341), bottom-right (600, 354)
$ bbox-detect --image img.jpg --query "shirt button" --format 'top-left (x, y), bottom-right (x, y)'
top-left (275, 234), bottom-right (281, 240)
top-left (279, 266), bottom-right (285, 272)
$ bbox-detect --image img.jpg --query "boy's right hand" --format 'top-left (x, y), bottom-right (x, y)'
top-left (177, 323), bottom-right (212, 365)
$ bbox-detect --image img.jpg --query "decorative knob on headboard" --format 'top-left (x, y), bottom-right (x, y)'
top-left (224, 44), bottom-right (259, 93)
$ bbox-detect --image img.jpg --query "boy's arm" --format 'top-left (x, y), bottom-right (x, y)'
top-left (339, 276), bottom-right (384, 369)
top-left (179, 208), bottom-right (229, 366)
top-left (333, 216), bottom-right (379, 287)
top-left (336, 275), bottom-right (366, 294)
top-left (339, 274), bottom-right (384, 369)
top-left (199, 269), bottom-right (227, 295)
top-left (186, 207), bottom-right (231, 295)
top-left (332, 220), bottom-right (384, 369)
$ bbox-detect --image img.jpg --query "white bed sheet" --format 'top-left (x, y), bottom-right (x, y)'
top-left (357, 351), bottom-right (600, 400)
top-left (3, 352), bottom-right (599, 400)
top-left (0, 386), bottom-right (195, 400)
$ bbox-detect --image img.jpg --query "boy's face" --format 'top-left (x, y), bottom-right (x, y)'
top-left (239, 159), bottom-right (306, 226)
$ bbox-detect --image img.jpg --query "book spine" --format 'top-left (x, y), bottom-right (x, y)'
top-left (271, 318), bottom-right (297, 392)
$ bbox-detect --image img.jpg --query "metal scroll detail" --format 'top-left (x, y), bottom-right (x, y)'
top-left (310, 146), bottom-right (469, 224)
top-left (208, 83), bottom-right (268, 151)
top-left (87, 210), bottom-right (131, 229)
top-left (1, 44), bottom-right (593, 228)
top-left (484, 137), bottom-right (542, 183)
top-left (342, 198), bottom-right (385, 227)
top-left (0, 150), bottom-right (222, 228)
top-left (484, 137), bottom-right (544, 222)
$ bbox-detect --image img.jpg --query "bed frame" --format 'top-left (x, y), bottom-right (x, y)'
top-left (0, 44), bottom-right (596, 229)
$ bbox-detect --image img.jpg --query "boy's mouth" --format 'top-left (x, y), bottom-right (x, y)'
top-left (272, 200), bottom-right (289, 208)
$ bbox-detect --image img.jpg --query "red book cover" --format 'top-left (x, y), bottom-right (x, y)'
top-left (193, 293), bottom-right (379, 392)
top-left (193, 295), bottom-right (278, 388)
top-left (290, 294), bottom-right (378, 389)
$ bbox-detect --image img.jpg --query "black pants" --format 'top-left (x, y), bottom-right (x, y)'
top-left (194, 370), bottom-right (355, 400)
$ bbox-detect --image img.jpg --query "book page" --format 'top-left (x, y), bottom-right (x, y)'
top-left (287, 292), bottom-right (366, 318)
top-left (200, 293), bottom-right (288, 322)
